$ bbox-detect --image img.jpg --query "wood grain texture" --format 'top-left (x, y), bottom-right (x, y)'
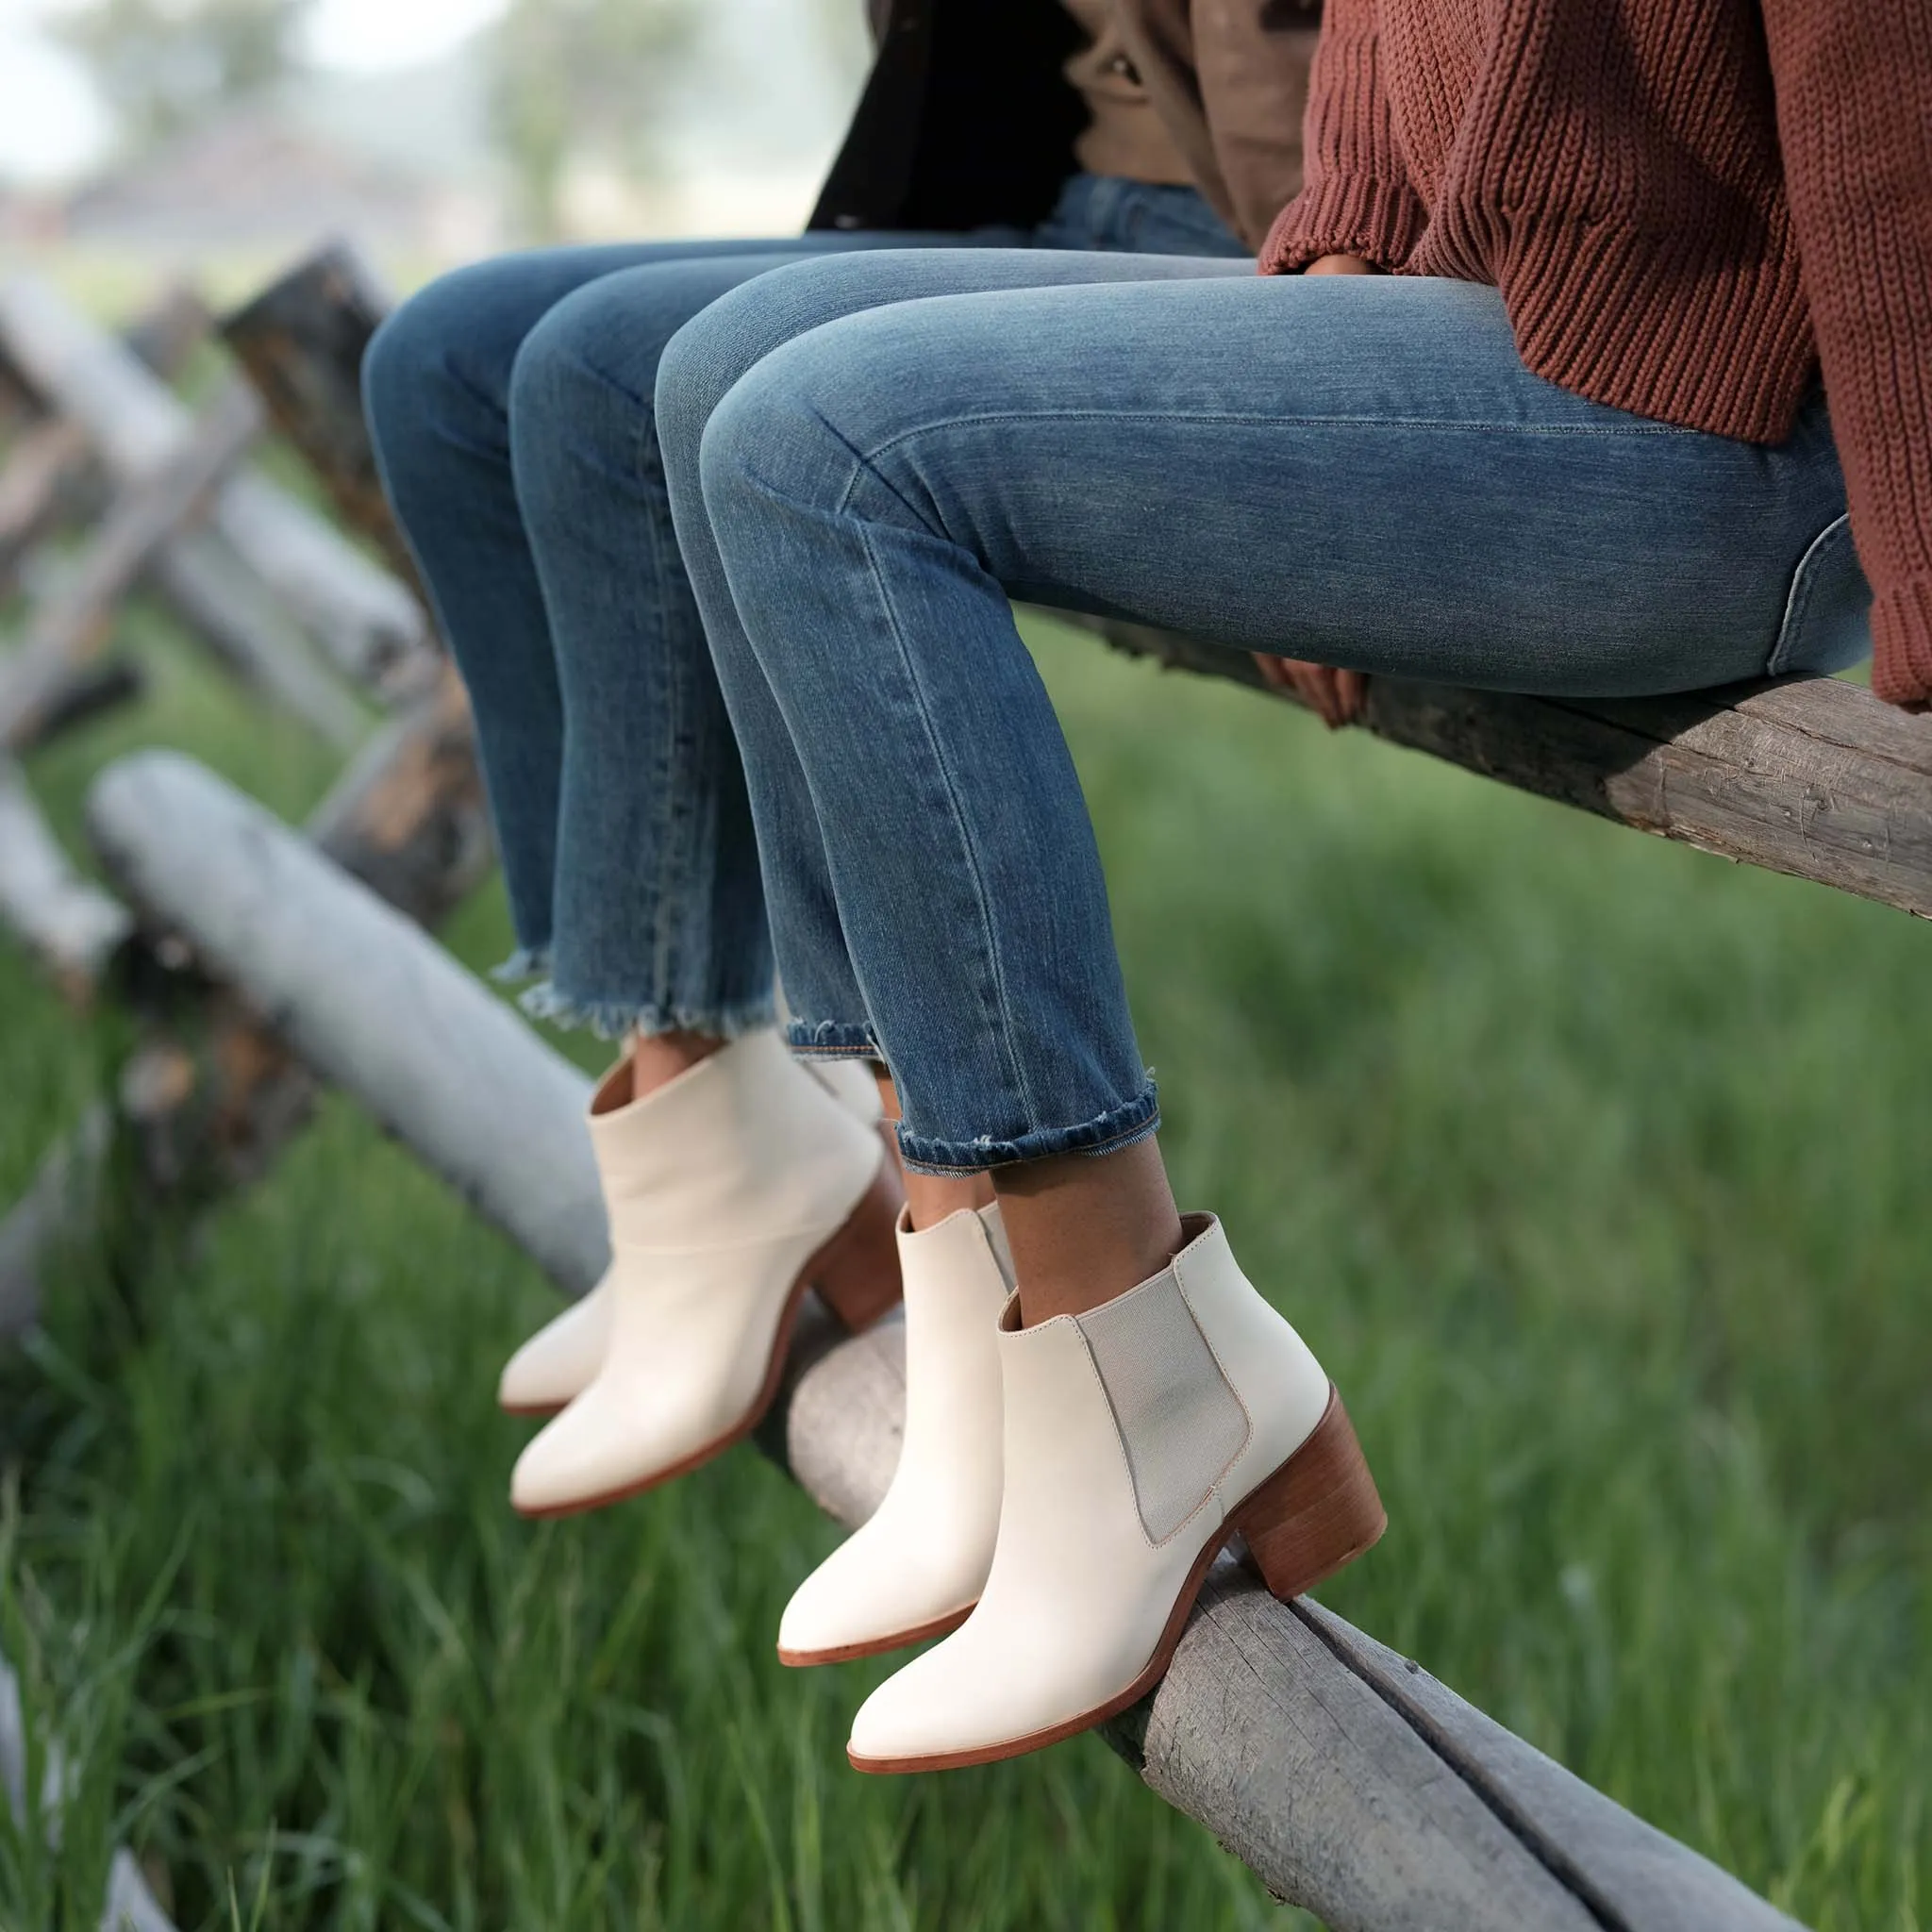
top-left (0, 274), bottom-right (427, 691)
top-left (1300, 1603), bottom-right (1805, 1932)
top-left (220, 246), bottom-right (425, 594)
top-left (83, 748), bottom-right (1807, 1931)
top-left (1075, 615), bottom-right (1932, 920)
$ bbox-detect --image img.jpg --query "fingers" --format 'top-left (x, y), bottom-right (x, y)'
top-left (1250, 656), bottom-right (1372, 729)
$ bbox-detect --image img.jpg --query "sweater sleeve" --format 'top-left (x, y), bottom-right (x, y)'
top-left (1761, 2), bottom-right (1932, 708)
top-left (1257, 0), bottom-right (1426, 275)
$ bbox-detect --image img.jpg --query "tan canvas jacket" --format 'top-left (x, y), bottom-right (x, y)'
top-left (814, 0), bottom-right (1318, 251)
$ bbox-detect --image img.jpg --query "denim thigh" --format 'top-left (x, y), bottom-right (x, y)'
top-left (710, 268), bottom-right (1867, 697)
top-left (689, 257), bottom-right (1867, 1169)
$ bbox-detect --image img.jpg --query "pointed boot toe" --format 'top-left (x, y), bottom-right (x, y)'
top-left (778, 1204), bottom-right (1011, 1666)
top-left (509, 1031), bottom-right (904, 1518)
top-left (846, 1214), bottom-right (1386, 1773)
top-left (497, 1282), bottom-right (611, 1416)
top-left (777, 1539), bottom-right (971, 1665)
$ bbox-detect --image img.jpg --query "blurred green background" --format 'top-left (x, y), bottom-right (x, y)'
top-left (1, 599), bottom-right (1926, 1928)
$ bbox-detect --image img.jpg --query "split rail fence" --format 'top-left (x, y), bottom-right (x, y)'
top-left (5, 235), bottom-right (1915, 1929)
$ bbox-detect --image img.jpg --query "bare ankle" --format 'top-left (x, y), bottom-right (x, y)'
top-left (598, 1028), bottom-right (727, 1110)
top-left (872, 1066), bottom-right (995, 1230)
top-left (993, 1135), bottom-right (1183, 1324)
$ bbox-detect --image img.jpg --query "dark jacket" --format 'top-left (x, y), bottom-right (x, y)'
top-left (810, 0), bottom-right (1320, 250)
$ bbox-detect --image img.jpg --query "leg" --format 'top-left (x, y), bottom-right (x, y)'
top-left (687, 265), bottom-right (1859, 1764)
top-left (653, 247), bottom-right (1249, 1170)
top-left (366, 239), bottom-right (971, 1491)
top-left (365, 238), bottom-right (843, 991)
top-left (691, 266), bottom-right (1861, 1214)
top-left (364, 230), bottom-right (986, 1037)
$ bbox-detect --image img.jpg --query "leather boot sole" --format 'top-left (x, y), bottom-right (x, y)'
top-left (777, 1601), bottom-right (976, 1669)
top-left (847, 1387), bottom-right (1385, 1774)
top-left (512, 1158), bottom-right (905, 1520)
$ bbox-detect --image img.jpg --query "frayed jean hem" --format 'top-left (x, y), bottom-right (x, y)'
top-left (490, 945), bottom-right (552, 986)
top-left (519, 980), bottom-right (778, 1043)
top-left (893, 1081), bottom-right (1160, 1177)
top-left (786, 1019), bottom-right (882, 1060)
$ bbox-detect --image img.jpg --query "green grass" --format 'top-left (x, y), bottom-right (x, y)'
top-left (1, 606), bottom-right (1927, 1929)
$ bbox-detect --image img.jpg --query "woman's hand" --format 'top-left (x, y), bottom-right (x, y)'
top-left (1252, 656), bottom-right (1370, 726)
top-left (1306, 254), bottom-right (1377, 275)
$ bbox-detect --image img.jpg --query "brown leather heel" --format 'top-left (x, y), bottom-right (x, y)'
top-left (811, 1158), bottom-right (906, 1331)
top-left (1236, 1389), bottom-right (1387, 1602)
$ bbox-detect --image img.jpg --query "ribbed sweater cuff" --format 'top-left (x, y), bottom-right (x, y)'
top-left (1258, 174), bottom-right (1427, 275)
top-left (1869, 575), bottom-right (1932, 709)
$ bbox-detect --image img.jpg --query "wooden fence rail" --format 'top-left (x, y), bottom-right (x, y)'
top-left (1077, 619), bottom-right (1932, 922)
top-left (82, 748), bottom-right (1809, 1932)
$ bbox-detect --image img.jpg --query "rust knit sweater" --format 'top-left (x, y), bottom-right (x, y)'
top-left (1260, 1), bottom-right (1932, 708)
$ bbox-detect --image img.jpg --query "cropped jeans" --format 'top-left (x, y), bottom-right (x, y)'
top-left (361, 174), bottom-right (1248, 1038)
top-left (654, 257), bottom-right (1872, 1173)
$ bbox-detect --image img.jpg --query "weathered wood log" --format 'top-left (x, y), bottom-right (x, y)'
top-left (0, 1651), bottom-right (182, 1932)
top-left (0, 285), bottom-right (213, 594)
top-left (118, 285), bottom-right (210, 391)
top-left (83, 749), bottom-right (1807, 1932)
top-left (221, 245), bottom-right (425, 595)
top-left (304, 664), bottom-right (488, 925)
top-left (0, 765), bottom-right (132, 994)
top-left (0, 415), bottom-right (92, 586)
top-left (5, 659), bottom-right (146, 756)
top-left (89, 753), bottom-right (604, 1290)
top-left (1078, 615), bottom-right (1932, 922)
top-left (0, 275), bottom-right (430, 692)
top-left (0, 380), bottom-right (261, 750)
top-left (150, 532), bottom-right (364, 749)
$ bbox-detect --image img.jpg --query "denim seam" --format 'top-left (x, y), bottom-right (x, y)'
top-left (628, 382), bottom-right (702, 1021)
top-left (851, 512), bottom-right (1041, 1132)
top-left (787, 1022), bottom-right (883, 1058)
top-left (758, 396), bottom-right (1034, 1124)
top-left (1768, 513), bottom-right (1853, 677)
top-left (848, 411), bottom-right (1704, 470)
top-left (894, 1085), bottom-right (1160, 1176)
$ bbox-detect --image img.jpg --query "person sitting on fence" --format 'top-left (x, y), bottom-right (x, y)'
top-left (361, 0), bottom-right (1337, 1687)
top-left (633, 0), bottom-right (1924, 1773)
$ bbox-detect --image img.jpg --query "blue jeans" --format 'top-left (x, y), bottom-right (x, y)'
top-left (361, 175), bottom-right (1246, 1038)
top-left (656, 257), bottom-right (1871, 1173)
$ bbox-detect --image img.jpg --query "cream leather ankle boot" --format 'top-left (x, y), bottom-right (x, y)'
top-left (846, 1214), bottom-right (1384, 1773)
top-left (498, 1046), bottom-right (888, 1416)
top-left (508, 1031), bottom-right (902, 1516)
top-left (778, 1203), bottom-right (1013, 1666)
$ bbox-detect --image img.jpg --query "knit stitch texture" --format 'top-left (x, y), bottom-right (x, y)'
top-left (1263, 0), bottom-right (1932, 707)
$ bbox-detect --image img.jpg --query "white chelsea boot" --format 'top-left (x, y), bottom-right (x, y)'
top-left (778, 1202), bottom-right (1014, 1666)
top-left (498, 1044), bottom-right (889, 1417)
top-left (508, 1031), bottom-right (902, 1516)
top-left (845, 1214), bottom-right (1384, 1772)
